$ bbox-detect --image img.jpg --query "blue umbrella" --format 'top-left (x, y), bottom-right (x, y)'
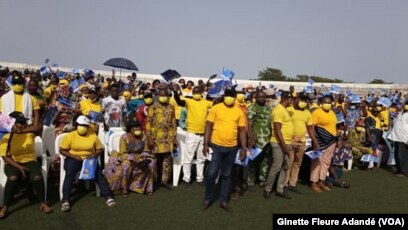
top-left (103, 57), bottom-right (139, 78)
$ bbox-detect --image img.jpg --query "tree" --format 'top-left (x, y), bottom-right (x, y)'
top-left (367, 78), bottom-right (392, 84)
top-left (256, 68), bottom-right (287, 81)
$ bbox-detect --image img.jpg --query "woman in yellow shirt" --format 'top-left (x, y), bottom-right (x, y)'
top-left (59, 115), bottom-right (116, 212)
top-left (0, 112), bottom-right (52, 219)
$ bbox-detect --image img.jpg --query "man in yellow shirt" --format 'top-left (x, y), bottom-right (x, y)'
top-left (264, 91), bottom-right (294, 199)
top-left (0, 112), bottom-right (52, 218)
top-left (202, 89), bottom-right (247, 212)
top-left (173, 86), bottom-right (212, 186)
top-left (0, 73), bottom-right (41, 133)
top-left (285, 95), bottom-right (319, 194)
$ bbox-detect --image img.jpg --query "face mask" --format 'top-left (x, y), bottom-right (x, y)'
top-left (322, 103), bottom-right (332, 111)
top-left (236, 94), bottom-right (245, 103)
top-left (90, 98), bottom-right (97, 102)
top-left (144, 98), bottom-right (153, 105)
top-left (224, 96), bottom-right (235, 106)
top-left (298, 101), bottom-right (308, 109)
top-left (82, 93), bottom-right (89, 98)
top-left (134, 130), bottom-right (142, 136)
top-left (12, 84), bottom-right (24, 93)
top-left (77, 126), bottom-right (88, 135)
top-left (356, 127), bottom-right (364, 132)
top-left (192, 94), bottom-right (202, 100)
top-left (404, 105), bottom-right (408, 111)
top-left (159, 96), bottom-right (168, 104)
top-left (349, 105), bottom-right (356, 110)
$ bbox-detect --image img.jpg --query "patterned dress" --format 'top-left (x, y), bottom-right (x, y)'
top-left (105, 134), bottom-right (155, 194)
top-left (246, 103), bottom-right (272, 185)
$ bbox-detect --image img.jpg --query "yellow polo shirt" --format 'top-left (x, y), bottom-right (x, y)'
top-left (60, 130), bottom-right (103, 159)
top-left (184, 98), bottom-right (212, 134)
top-left (79, 99), bottom-right (102, 116)
top-left (312, 108), bottom-right (337, 136)
top-left (0, 133), bottom-right (36, 163)
top-left (270, 104), bottom-right (294, 144)
top-left (291, 109), bottom-right (313, 142)
top-left (207, 103), bottom-right (245, 147)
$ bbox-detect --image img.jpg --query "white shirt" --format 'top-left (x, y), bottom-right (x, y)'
top-left (388, 112), bottom-right (408, 144)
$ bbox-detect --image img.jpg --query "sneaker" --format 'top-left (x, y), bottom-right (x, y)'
top-left (61, 201), bottom-right (71, 212)
top-left (40, 203), bottom-right (53, 214)
top-left (106, 198), bottom-right (117, 208)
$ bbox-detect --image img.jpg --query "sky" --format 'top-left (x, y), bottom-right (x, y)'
top-left (0, 0), bottom-right (407, 83)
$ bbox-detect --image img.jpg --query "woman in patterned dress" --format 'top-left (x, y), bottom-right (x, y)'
top-left (105, 120), bottom-right (155, 196)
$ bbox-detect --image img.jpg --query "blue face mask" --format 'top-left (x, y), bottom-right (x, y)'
top-left (349, 105), bottom-right (356, 110)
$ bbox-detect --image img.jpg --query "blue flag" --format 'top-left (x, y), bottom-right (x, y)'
top-left (220, 68), bottom-right (234, 81)
top-left (349, 94), bottom-right (361, 103)
top-left (330, 85), bottom-right (340, 94)
top-left (83, 68), bottom-right (95, 77)
top-left (40, 66), bottom-right (51, 76)
top-left (79, 158), bottom-right (97, 180)
top-left (56, 71), bottom-right (66, 79)
top-left (70, 79), bottom-right (80, 91)
top-left (307, 79), bottom-right (314, 85)
top-left (208, 80), bottom-right (229, 97)
top-left (304, 85), bottom-right (313, 94)
top-left (161, 69), bottom-right (181, 82)
top-left (51, 63), bottom-right (58, 68)
top-left (44, 58), bottom-right (50, 64)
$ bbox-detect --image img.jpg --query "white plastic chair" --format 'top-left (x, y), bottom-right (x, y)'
top-left (42, 125), bottom-right (56, 158)
top-left (103, 127), bottom-right (125, 165)
top-left (108, 131), bottom-right (125, 154)
top-left (34, 136), bottom-right (50, 202)
top-left (57, 133), bottom-right (101, 200)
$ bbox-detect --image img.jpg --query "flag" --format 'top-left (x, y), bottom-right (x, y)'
top-left (336, 112), bottom-right (345, 124)
top-left (72, 68), bottom-right (80, 75)
top-left (51, 63), bottom-right (58, 68)
top-left (378, 97), bottom-right (392, 108)
top-left (307, 79), bottom-right (314, 86)
top-left (330, 85), bottom-right (340, 94)
top-left (208, 79), bottom-right (229, 97)
top-left (87, 110), bottom-right (102, 123)
top-left (345, 89), bottom-right (352, 96)
top-left (304, 85), bottom-right (313, 94)
top-left (44, 58), bottom-right (50, 64)
top-left (305, 150), bottom-right (322, 160)
top-left (56, 71), bottom-right (66, 79)
top-left (83, 68), bottom-right (95, 77)
top-left (220, 68), bottom-right (234, 81)
top-left (40, 66), bottom-right (51, 76)
top-left (5, 74), bottom-right (12, 87)
top-left (58, 97), bottom-right (75, 108)
top-left (79, 158), bottom-right (97, 180)
top-left (160, 69), bottom-right (181, 82)
top-left (70, 79), bottom-right (80, 91)
top-left (349, 94), bottom-right (361, 103)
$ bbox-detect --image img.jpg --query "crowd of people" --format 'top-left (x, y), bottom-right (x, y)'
top-left (0, 66), bottom-right (407, 218)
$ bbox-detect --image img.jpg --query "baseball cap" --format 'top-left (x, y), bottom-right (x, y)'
top-left (76, 115), bottom-right (90, 126)
top-left (280, 91), bottom-right (293, 100)
top-left (11, 74), bottom-right (25, 85)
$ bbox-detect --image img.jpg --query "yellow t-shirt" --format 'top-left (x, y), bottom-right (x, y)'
top-left (312, 108), bottom-right (337, 136)
top-left (79, 99), bottom-right (102, 116)
top-left (367, 114), bottom-right (382, 129)
top-left (291, 109), bottom-right (313, 142)
top-left (182, 88), bottom-right (193, 96)
top-left (270, 104), bottom-right (294, 144)
top-left (0, 133), bottom-right (36, 163)
top-left (0, 94), bottom-right (40, 113)
top-left (169, 95), bottom-right (184, 120)
top-left (207, 103), bottom-right (245, 147)
top-left (185, 98), bottom-right (212, 134)
top-left (379, 109), bottom-right (389, 128)
top-left (44, 86), bottom-right (55, 98)
top-left (60, 130), bottom-right (103, 159)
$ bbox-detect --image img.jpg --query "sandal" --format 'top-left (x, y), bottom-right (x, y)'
top-left (61, 201), bottom-right (71, 212)
top-left (40, 203), bottom-right (53, 214)
top-left (0, 207), bottom-right (7, 219)
top-left (106, 198), bottom-right (117, 208)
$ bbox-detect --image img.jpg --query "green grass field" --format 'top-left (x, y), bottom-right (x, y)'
top-left (1, 168), bottom-right (408, 230)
